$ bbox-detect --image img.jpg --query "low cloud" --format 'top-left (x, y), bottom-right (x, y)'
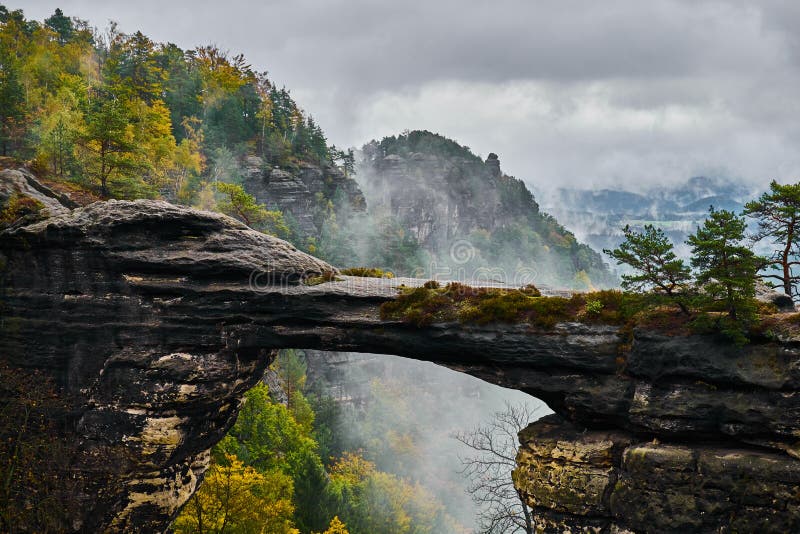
top-left (23, 0), bottom-right (800, 190)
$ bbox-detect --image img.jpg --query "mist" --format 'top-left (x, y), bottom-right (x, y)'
top-left (304, 351), bottom-right (549, 530)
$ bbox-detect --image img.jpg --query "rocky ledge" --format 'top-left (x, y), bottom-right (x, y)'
top-left (1, 192), bottom-right (799, 532)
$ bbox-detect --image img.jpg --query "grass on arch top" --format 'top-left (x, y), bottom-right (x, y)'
top-left (379, 281), bottom-right (790, 339)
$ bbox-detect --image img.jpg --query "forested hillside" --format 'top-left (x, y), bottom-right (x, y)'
top-left (173, 350), bottom-right (466, 534)
top-left (0, 6), bottom-right (615, 288)
top-left (0, 5), bottom-right (359, 247)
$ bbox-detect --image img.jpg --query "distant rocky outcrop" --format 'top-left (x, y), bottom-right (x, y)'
top-left (242, 155), bottom-right (365, 238)
top-left (1, 172), bottom-right (799, 532)
top-left (358, 131), bottom-right (617, 287)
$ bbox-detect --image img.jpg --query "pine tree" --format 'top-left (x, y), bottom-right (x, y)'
top-left (78, 89), bottom-right (140, 196)
top-left (44, 8), bottom-right (73, 44)
top-left (605, 224), bottom-right (692, 313)
top-left (687, 207), bottom-right (760, 322)
top-left (743, 180), bottom-right (800, 298)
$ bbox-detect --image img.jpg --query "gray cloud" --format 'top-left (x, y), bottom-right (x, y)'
top-left (20, 0), bottom-right (800, 190)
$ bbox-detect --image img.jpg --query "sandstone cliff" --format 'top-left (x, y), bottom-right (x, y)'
top-left (242, 155), bottom-right (365, 238)
top-left (0, 182), bottom-right (798, 532)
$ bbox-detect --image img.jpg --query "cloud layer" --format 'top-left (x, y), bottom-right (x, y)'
top-left (23, 0), bottom-right (800, 190)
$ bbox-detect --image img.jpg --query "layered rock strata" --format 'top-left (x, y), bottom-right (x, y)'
top-left (1, 193), bottom-right (798, 531)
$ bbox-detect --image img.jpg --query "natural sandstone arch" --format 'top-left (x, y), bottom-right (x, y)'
top-left (1, 199), bottom-right (799, 532)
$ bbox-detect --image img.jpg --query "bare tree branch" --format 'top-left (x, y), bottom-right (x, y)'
top-left (453, 401), bottom-right (543, 534)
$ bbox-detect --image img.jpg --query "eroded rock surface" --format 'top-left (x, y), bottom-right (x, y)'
top-left (1, 190), bottom-right (799, 532)
top-left (243, 155), bottom-right (365, 237)
top-left (515, 415), bottom-right (800, 533)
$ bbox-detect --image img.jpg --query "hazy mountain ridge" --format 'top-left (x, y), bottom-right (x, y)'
top-left (354, 130), bottom-right (617, 288)
top-left (541, 175), bottom-right (760, 262)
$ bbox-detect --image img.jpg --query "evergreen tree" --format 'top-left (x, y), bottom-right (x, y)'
top-left (78, 89), bottom-right (140, 196)
top-left (743, 180), bottom-right (800, 298)
top-left (104, 31), bottom-right (165, 104)
top-left (343, 148), bottom-right (356, 178)
top-left (605, 224), bottom-right (692, 313)
top-left (687, 207), bottom-right (760, 322)
top-left (43, 8), bottom-right (73, 44)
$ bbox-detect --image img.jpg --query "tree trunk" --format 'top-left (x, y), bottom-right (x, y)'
top-left (519, 493), bottom-right (534, 534)
top-left (783, 223), bottom-right (794, 297)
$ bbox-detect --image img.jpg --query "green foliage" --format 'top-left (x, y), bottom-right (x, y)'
top-left (687, 207), bottom-right (760, 325)
top-left (0, 28), bottom-right (26, 156)
top-left (380, 283), bottom-right (708, 333)
top-left (181, 348), bottom-right (463, 534)
top-left (0, 6), bottom-right (349, 215)
top-left (605, 224), bottom-right (692, 314)
top-left (380, 282), bottom-right (589, 329)
top-left (304, 270), bottom-right (340, 286)
top-left (743, 180), bottom-right (800, 297)
top-left (326, 453), bottom-right (456, 534)
top-left (585, 298), bottom-right (604, 315)
top-left (369, 130), bottom-right (483, 164)
top-left (340, 267), bottom-right (395, 278)
top-left (78, 88), bottom-right (142, 196)
top-left (214, 181), bottom-right (289, 237)
top-left (214, 382), bottom-right (329, 532)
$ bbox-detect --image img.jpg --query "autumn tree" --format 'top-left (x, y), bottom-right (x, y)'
top-left (216, 382), bottom-right (331, 533)
top-left (172, 453), bottom-right (298, 534)
top-left (744, 180), bottom-right (800, 298)
top-left (170, 116), bottom-right (205, 201)
top-left (317, 516), bottom-right (349, 534)
top-left (327, 452), bottom-right (455, 534)
top-left (454, 402), bottom-right (541, 534)
top-left (0, 35), bottom-right (26, 156)
top-left (34, 83), bottom-right (84, 176)
top-left (605, 224), bottom-right (692, 314)
top-left (687, 207), bottom-right (760, 323)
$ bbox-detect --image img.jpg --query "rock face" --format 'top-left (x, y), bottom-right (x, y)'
top-left (243, 155), bottom-right (365, 237)
top-left (361, 150), bottom-right (502, 247)
top-left (358, 131), bottom-right (617, 287)
top-left (0, 167), bottom-right (77, 215)
top-left (515, 416), bottom-right (800, 533)
top-left (1, 188), bottom-right (799, 531)
top-left (0, 199), bottom-right (331, 531)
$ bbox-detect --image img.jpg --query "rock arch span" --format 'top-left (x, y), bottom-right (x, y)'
top-left (1, 199), bottom-right (798, 532)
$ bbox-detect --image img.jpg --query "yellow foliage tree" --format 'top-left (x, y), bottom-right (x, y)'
top-left (173, 453), bottom-right (298, 534)
top-left (318, 516), bottom-right (349, 534)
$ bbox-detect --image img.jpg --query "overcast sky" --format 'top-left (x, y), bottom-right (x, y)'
top-left (20, 0), bottom-right (800, 191)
